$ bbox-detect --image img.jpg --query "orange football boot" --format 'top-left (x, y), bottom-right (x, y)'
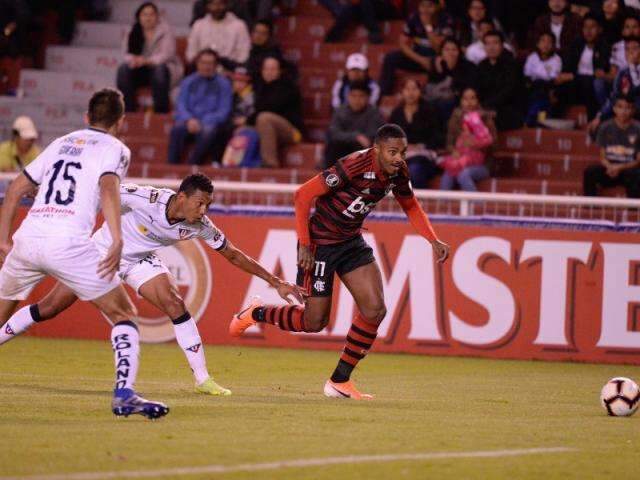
top-left (323, 380), bottom-right (374, 400)
top-left (229, 297), bottom-right (264, 337)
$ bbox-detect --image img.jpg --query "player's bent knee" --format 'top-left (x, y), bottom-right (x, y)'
top-left (305, 314), bottom-right (330, 333)
top-left (361, 304), bottom-right (387, 324)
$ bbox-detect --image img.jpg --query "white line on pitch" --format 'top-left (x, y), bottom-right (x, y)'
top-left (0, 447), bottom-right (577, 480)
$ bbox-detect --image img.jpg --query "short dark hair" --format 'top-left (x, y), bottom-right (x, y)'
top-left (196, 48), bottom-right (219, 62)
top-left (583, 12), bottom-right (602, 26)
top-left (614, 94), bottom-right (635, 106)
top-left (626, 35), bottom-right (640, 46)
top-left (349, 80), bottom-right (371, 95)
top-left (375, 124), bottom-right (407, 144)
top-left (87, 88), bottom-right (124, 128)
top-left (483, 29), bottom-right (504, 43)
top-left (254, 18), bottom-right (273, 34)
top-left (179, 173), bottom-right (214, 196)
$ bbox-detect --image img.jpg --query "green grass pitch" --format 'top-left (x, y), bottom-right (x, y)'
top-left (0, 337), bottom-right (638, 479)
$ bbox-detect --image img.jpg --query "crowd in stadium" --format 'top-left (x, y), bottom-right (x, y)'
top-left (2, 0), bottom-right (640, 196)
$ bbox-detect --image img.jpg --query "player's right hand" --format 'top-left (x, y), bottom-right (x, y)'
top-left (297, 244), bottom-right (314, 271)
top-left (98, 239), bottom-right (123, 280)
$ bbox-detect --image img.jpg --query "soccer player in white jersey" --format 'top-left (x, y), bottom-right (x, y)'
top-left (0, 89), bottom-right (169, 419)
top-left (0, 173), bottom-right (305, 395)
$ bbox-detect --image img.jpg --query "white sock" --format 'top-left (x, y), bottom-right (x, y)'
top-left (111, 321), bottom-right (140, 393)
top-left (0, 305), bottom-right (38, 345)
top-left (173, 315), bottom-right (209, 384)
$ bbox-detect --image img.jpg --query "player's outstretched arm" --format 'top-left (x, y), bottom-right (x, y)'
top-left (395, 195), bottom-right (450, 263)
top-left (0, 173), bottom-right (37, 261)
top-left (97, 174), bottom-right (123, 280)
top-left (217, 240), bottom-right (305, 304)
top-left (294, 175), bottom-right (329, 271)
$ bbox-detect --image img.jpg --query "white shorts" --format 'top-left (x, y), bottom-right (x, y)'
top-left (119, 253), bottom-right (170, 293)
top-left (0, 237), bottom-right (121, 302)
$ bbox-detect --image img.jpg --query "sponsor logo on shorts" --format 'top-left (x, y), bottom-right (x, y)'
top-left (313, 280), bottom-right (326, 293)
top-left (325, 174), bottom-right (340, 188)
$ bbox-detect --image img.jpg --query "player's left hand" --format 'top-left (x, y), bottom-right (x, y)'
top-left (275, 281), bottom-right (306, 304)
top-left (431, 239), bottom-right (450, 263)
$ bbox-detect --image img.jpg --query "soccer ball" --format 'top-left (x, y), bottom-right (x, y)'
top-left (600, 377), bottom-right (640, 417)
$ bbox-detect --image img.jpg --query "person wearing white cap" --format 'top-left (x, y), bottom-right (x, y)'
top-left (331, 53), bottom-right (381, 110)
top-left (0, 116), bottom-right (40, 172)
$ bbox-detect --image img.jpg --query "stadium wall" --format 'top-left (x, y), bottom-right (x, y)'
top-left (20, 210), bottom-right (640, 365)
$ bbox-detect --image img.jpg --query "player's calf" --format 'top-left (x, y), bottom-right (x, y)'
top-left (0, 305), bottom-right (44, 345)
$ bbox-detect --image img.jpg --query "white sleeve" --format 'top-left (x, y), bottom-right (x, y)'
top-left (199, 216), bottom-right (227, 251)
top-left (120, 184), bottom-right (156, 212)
top-left (550, 55), bottom-right (562, 79)
top-left (100, 142), bottom-right (130, 180)
top-left (523, 54), bottom-right (536, 80)
top-left (23, 140), bottom-right (57, 185)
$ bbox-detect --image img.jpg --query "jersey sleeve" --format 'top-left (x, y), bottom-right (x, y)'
top-left (199, 216), bottom-right (227, 251)
top-left (23, 140), bottom-right (57, 185)
top-left (100, 142), bottom-right (130, 179)
top-left (119, 184), bottom-right (158, 212)
top-left (320, 157), bottom-right (357, 192)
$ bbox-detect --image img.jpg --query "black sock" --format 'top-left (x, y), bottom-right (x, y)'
top-left (251, 307), bottom-right (265, 322)
top-left (30, 304), bottom-right (43, 322)
top-left (330, 359), bottom-right (355, 383)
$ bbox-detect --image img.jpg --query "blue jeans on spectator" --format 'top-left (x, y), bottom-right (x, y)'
top-left (117, 63), bottom-right (170, 113)
top-left (168, 123), bottom-right (220, 165)
top-left (407, 155), bottom-right (440, 189)
top-left (440, 165), bottom-right (490, 192)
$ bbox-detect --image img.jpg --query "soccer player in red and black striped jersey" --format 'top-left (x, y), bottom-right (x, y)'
top-left (230, 124), bottom-right (449, 400)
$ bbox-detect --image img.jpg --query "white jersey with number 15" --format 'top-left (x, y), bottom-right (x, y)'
top-left (15, 128), bottom-right (130, 240)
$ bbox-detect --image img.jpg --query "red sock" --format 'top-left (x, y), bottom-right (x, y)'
top-left (331, 312), bottom-right (379, 382)
top-left (256, 305), bottom-right (307, 332)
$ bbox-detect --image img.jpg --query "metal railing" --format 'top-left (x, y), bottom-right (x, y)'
top-left (1, 174), bottom-right (639, 224)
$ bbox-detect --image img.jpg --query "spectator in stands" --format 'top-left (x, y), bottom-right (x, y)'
top-left (610, 13), bottom-right (640, 73)
top-left (0, 0), bottom-right (29, 58)
top-left (379, 0), bottom-right (455, 95)
top-left (591, 36), bottom-right (640, 131)
top-left (331, 53), bottom-right (381, 110)
top-left (529, 0), bottom-right (583, 55)
top-left (389, 79), bottom-right (443, 188)
top-left (476, 30), bottom-right (523, 130)
top-left (186, 0), bottom-right (251, 69)
top-left (456, 0), bottom-right (495, 47)
top-left (556, 12), bottom-right (611, 120)
top-left (252, 56), bottom-right (304, 167)
top-left (323, 0), bottom-right (398, 45)
top-left (246, 20), bottom-right (282, 80)
top-left (220, 66), bottom-right (262, 167)
top-left (0, 116), bottom-right (40, 172)
top-left (191, 0), bottom-right (252, 26)
top-left (116, 2), bottom-right (183, 114)
top-left (584, 95), bottom-right (640, 197)
top-left (440, 87), bottom-right (496, 191)
top-left (465, 19), bottom-right (515, 65)
top-left (524, 32), bottom-right (563, 126)
top-left (601, 0), bottom-right (626, 44)
top-left (324, 81), bottom-right (385, 167)
top-left (426, 37), bottom-right (478, 123)
top-left (168, 49), bottom-right (232, 165)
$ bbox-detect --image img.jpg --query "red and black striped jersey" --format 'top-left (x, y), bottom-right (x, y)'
top-left (309, 148), bottom-right (414, 245)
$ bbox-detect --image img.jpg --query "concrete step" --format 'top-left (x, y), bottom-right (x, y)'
top-left (73, 21), bottom-right (190, 49)
top-left (110, 0), bottom-right (192, 28)
top-left (45, 45), bottom-right (121, 78)
top-left (497, 128), bottom-right (598, 156)
top-left (493, 151), bottom-right (598, 180)
top-left (19, 69), bottom-right (114, 102)
top-left (275, 16), bottom-right (403, 45)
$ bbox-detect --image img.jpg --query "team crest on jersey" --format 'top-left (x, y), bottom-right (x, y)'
top-left (364, 171), bottom-right (376, 180)
top-left (325, 174), bottom-right (340, 188)
top-left (186, 343), bottom-right (201, 353)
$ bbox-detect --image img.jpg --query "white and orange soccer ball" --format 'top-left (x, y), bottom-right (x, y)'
top-left (600, 377), bottom-right (640, 417)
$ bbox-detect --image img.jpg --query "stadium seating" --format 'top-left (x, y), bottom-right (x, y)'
top-left (0, 0), bottom-right (613, 198)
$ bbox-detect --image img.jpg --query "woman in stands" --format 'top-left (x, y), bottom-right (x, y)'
top-left (440, 87), bottom-right (496, 192)
top-left (251, 56), bottom-right (304, 167)
top-left (116, 2), bottom-right (184, 113)
top-left (388, 78), bottom-right (443, 188)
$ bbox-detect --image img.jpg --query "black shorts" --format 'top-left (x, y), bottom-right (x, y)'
top-left (296, 235), bottom-right (375, 297)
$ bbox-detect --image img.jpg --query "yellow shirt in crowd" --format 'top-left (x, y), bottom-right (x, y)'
top-left (0, 140), bottom-right (41, 172)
